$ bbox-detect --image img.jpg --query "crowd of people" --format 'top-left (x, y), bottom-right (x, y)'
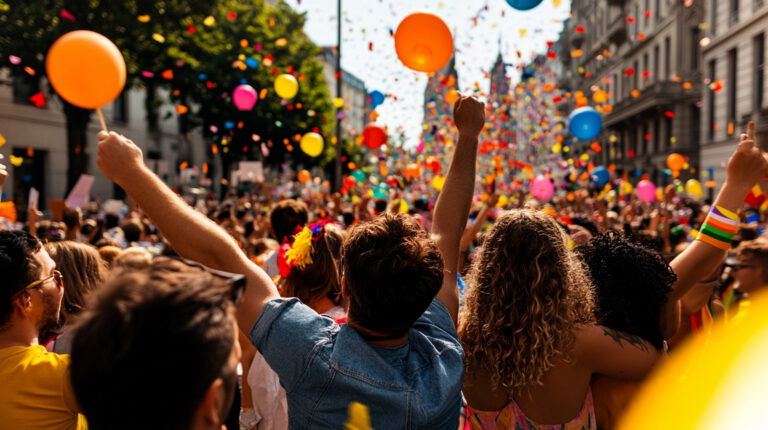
top-left (2, 94), bottom-right (768, 429)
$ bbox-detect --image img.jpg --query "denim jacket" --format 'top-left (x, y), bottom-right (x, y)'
top-left (250, 298), bottom-right (464, 429)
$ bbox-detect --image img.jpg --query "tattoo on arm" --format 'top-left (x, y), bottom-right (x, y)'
top-left (601, 327), bottom-right (649, 352)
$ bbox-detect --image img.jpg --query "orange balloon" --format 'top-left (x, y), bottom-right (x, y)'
top-left (666, 153), bottom-right (685, 171)
top-left (394, 12), bottom-right (453, 72)
top-left (46, 30), bottom-right (126, 109)
top-left (297, 170), bottom-right (311, 183)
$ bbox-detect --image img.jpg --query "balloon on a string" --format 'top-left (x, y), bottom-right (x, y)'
top-left (685, 179), bottom-right (703, 199)
top-left (351, 170), bottom-right (367, 184)
top-left (274, 74), bottom-right (298, 99)
top-left (368, 90), bottom-right (385, 108)
top-left (297, 169), bottom-right (311, 183)
top-left (394, 12), bottom-right (453, 72)
top-left (636, 180), bottom-right (657, 203)
top-left (300, 132), bottom-right (323, 157)
top-left (590, 166), bottom-right (609, 186)
top-left (666, 153), bottom-right (685, 171)
top-left (232, 84), bottom-right (257, 110)
top-left (362, 123), bottom-right (387, 150)
top-left (505, 0), bottom-right (544, 11)
top-left (46, 30), bottom-right (126, 109)
top-left (530, 176), bottom-right (554, 200)
top-left (568, 107), bottom-right (602, 140)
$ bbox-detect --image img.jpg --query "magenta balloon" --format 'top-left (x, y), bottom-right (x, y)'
top-left (233, 84), bottom-right (258, 111)
top-left (531, 176), bottom-right (554, 200)
top-left (636, 180), bottom-right (657, 203)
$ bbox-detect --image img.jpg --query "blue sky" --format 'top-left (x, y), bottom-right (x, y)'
top-left (284, 0), bottom-right (572, 147)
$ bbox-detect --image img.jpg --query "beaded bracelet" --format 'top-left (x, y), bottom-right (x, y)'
top-left (696, 205), bottom-right (740, 250)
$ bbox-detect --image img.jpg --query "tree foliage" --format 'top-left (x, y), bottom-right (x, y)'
top-left (0, 0), bottom-right (214, 189)
top-left (164, 0), bottom-right (334, 174)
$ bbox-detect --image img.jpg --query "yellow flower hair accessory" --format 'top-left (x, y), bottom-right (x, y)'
top-left (284, 226), bottom-right (313, 270)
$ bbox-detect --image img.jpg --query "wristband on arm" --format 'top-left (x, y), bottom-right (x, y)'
top-left (695, 205), bottom-right (740, 250)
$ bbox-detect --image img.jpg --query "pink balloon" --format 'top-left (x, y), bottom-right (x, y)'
top-left (233, 84), bottom-right (257, 111)
top-left (531, 176), bottom-right (554, 200)
top-left (636, 180), bottom-right (657, 203)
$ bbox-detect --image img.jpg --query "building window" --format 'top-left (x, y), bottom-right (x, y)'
top-left (656, 0), bottom-right (662, 21)
top-left (757, 0), bottom-right (766, 11)
top-left (691, 104), bottom-right (701, 149)
top-left (712, 0), bottom-right (718, 37)
top-left (113, 92), bottom-right (127, 123)
top-left (635, 4), bottom-right (640, 37)
top-left (665, 116), bottom-right (673, 149)
top-left (730, 0), bottom-right (739, 24)
top-left (643, 53), bottom-right (649, 86)
top-left (642, 122), bottom-right (649, 155)
top-left (645, 0), bottom-right (651, 28)
top-left (664, 37), bottom-right (671, 79)
top-left (728, 48), bottom-right (737, 129)
top-left (654, 44), bottom-right (660, 82)
top-left (12, 76), bottom-right (39, 105)
top-left (755, 33), bottom-right (765, 110)
top-left (691, 27), bottom-right (700, 69)
top-left (654, 118), bottom-right (661, 152)
top-left (613, 75), bottom-right (619, 103)
top-left (633, 60), bottom-right (639, 90)
top-left (708, 59), bottom-right (717, 140)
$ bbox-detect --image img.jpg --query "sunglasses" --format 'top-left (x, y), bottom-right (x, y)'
top-left (169, 256), bottom-right (246, 305)
top-left (21, 270), bottom-right (63, 292)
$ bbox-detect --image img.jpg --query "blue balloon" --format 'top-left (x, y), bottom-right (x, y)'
top-left (368, 90), bottom-right (385, 108)
top-left (568, 107), bottom-right (603, 140)
top-left (505, 0), bottom-right (544, 11)
top-left (245, 57), bottom-right (259, 69)
top-left (590, 166), bottom-right (609, 186)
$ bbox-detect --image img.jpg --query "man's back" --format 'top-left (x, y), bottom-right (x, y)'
top-left (250, 298), bottom-right (464, 429)
top-left (0, 345), bottom-right (85, 430)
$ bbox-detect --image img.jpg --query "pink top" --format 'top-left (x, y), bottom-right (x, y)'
top-left (464, 387), bottom-right (596, 430)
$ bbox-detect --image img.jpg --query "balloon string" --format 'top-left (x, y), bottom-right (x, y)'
top-left (96, 107), bottom-right (107, 131)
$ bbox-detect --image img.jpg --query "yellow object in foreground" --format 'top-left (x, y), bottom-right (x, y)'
top-left (619, 291), bottom-right (768, 429)
top-left (345, 402), bottom-right (373, 430)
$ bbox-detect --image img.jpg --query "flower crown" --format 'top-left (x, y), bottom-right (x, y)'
top-left (277, 220), bottom-right (329, 278)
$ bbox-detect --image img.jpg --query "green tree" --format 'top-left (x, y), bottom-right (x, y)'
top-left (163, 0), bottom-right (334, 181)
top-left (0, 0), bottom-right (214, 190)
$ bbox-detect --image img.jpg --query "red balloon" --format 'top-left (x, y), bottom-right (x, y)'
top-left (363, 123), bottom-right (387, 150)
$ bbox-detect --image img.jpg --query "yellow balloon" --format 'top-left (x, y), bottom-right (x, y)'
top-left (496, 195), bottom-right (509, 208)
top-left (685, 179), bottom-right (703, 199)
top-left (274, 74), bottom-right (299, 99)
top-left (620, 291), bottom-right (768, 430)
top-left (300, 132), bottom-right (324, 157)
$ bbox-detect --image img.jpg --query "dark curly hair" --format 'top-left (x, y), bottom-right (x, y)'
top-left (576, 231), bottom-right (676, 349)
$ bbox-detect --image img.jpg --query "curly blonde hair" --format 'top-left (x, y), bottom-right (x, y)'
top-left (458, 209), bottom-right (595, 396)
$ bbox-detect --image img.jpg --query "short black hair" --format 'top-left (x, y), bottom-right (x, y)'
top-left (105, 213), bottom-right (120, 230)
top-left (121, 220), bottom-right (142, 243)
top-left (577, 232), bottom-right (676, 349)
top-left (269, 199), bottom-right (308, 243)
top-left (0, 230), bottom-right (42, 329)
top-left (70, 258), bottom-right (236, 430)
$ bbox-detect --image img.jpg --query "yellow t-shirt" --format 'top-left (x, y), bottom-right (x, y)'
top-left (0, 345), bottom-right (87, 430)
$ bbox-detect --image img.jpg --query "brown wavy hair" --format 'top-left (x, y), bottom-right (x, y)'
top-left (458, 209), bottom-right (595, 396)
top-left (282, 223), bottom-right (344, 306)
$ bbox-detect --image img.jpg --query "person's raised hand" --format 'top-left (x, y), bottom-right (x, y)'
top-left (726, 122), bottom-right (768, 191)
top-left (453, 94), bottom-right (485, 137)
top-left (97, 131), bottom-right (144, 186)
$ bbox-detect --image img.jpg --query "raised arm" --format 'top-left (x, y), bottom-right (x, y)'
top-left (668, 122), bottom-right (768, 303)
top-left (96, 131), bottom-right (279, 332)
top-left (432, 95), bottom-right (485, 323)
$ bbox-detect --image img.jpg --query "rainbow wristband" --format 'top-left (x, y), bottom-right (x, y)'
top-left (696, 205), bottom-right (740, 250)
